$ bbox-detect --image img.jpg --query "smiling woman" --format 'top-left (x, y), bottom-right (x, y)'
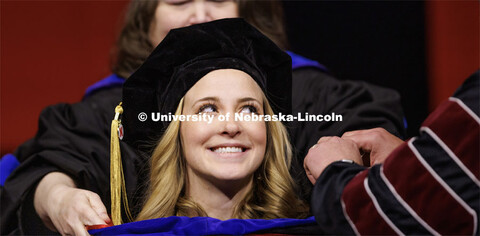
top-left (118, 19), bottom-right (309, 225)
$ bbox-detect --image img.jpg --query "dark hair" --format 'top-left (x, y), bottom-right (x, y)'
top-left (111, 0), bottom-right (288, 79)
top-left (237, 0), bottom-right (288, 49)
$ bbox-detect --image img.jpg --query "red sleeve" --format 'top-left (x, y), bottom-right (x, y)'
top-left (312, 71), bottom-right (479, 235)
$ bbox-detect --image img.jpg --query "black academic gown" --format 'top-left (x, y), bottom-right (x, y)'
top-left (0, 68), bottom-right (405, 235)
top-left (289, 68), bottom-right (405, 202)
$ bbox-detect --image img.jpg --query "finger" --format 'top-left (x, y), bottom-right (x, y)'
top-left (303, 156), bottom-right (317, 184)
top-left (303, 157), bottom-right (313, 175)
top-left (306, 173), bottom-right (316, 185)
top-left (87, 193), bottom-right (110, 223)
top-left (342, 128), bottom-right (387, 137)
top-left (342, 130), bottom-right (365, 137)
top-left (80, 206), bottom-right (108, 226)
top-left (63, 204), bottom-right (89, 235)
top-left (58, 216), bottom-right (76, 236)
top-left (342, 133), bottom-right (373, 152)
top-left (303, 157), bottom-right (308, 170)
top-left (72, 195), bottom-right (105, 226)
top-left (71, 221), bottom-right (90, 236)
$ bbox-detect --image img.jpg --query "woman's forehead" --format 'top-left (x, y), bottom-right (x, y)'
top-left (184, 69), bottom-right (264, 103)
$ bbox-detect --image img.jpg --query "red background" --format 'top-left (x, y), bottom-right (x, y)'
top-left (425, 1), bottom-right (479, 109)
top-left (1, 1), bottom-right (129, 155)
top-left (1, 1), bottom-right (479, 155)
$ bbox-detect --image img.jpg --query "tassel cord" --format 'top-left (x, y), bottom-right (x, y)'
top-left (110, 102), bottom-right (133, 225)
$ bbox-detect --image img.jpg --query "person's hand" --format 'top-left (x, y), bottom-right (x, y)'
top-left (303, 136), bottom-right (362, 185)
top-left (34, 172), bottom-right (110, 236)
top-left (342, 128), bottom-right (403, 166)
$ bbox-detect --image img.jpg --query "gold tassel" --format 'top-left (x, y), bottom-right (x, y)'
top-left (110, 102), bottom-right (133, 225)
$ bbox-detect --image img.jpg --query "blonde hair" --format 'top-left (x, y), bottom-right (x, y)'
top-left (136, 96), bottom-right (308, 221)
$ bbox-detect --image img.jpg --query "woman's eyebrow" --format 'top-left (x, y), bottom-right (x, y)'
top-left (237, 97), bottom-right (261, 104)
top-left (191, 97), bottom-right (261, 107)
top-left (192, 97), bottom-right (219, 106)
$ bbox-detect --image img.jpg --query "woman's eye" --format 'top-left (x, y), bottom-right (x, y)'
top-left (239, 105), bottom-right (257, 114)
top-left (198, 104), bottom-right (217, 113)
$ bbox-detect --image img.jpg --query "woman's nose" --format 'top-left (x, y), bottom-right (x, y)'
top-left (221, 115), bottom-right (241, 137)
top-left (188, 1), bottom-right (211, 25)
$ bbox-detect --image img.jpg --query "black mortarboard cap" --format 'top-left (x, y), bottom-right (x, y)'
top-left (121, 18), bottom-right (292, 152)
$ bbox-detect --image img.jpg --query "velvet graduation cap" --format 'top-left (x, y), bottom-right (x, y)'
top-left (110, 18), bottom-right (292, 225)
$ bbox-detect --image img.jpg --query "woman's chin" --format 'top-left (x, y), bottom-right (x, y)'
top-left (208, 170), bottom-right (253, 185)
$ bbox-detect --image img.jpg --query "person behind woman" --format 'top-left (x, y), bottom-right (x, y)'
top-left (114, 0), bottom-right (287, 80)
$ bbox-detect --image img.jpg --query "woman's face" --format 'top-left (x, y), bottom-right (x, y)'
top-left (149, 0), bottom-right (239, 46)
top-left (180, 69), bottom-right (266, 184)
